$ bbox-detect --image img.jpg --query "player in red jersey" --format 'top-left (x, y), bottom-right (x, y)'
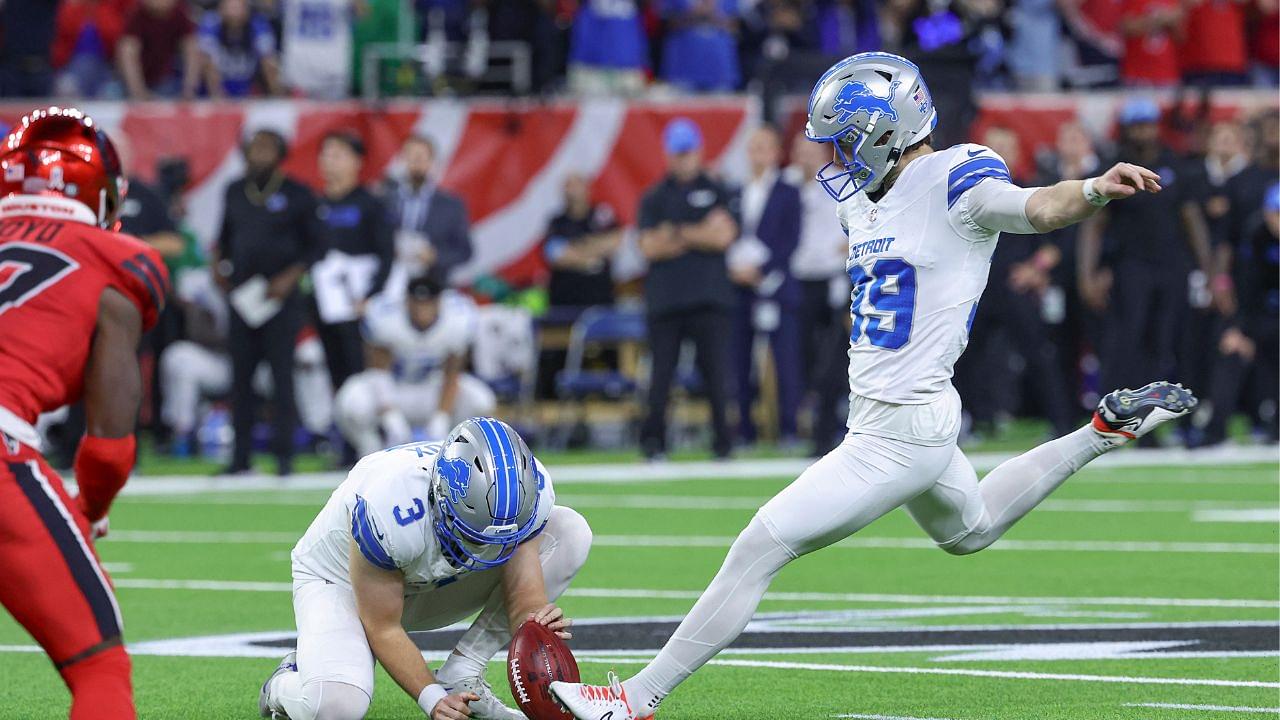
top-left (0, 107), bottom-right (168, 720)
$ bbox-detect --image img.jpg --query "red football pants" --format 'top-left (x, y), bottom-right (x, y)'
top-left (0, 440), bottom-right (134, 719)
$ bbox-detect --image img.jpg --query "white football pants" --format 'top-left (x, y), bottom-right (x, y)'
top-left (269, 506), bottom-right (592, 720)
top-left (333, 369), bottom-right (498, 457)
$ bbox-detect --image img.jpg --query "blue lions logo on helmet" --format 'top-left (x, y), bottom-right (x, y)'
top-left (437, 456), bottom-right (471, 504)
top-left (832, 80), bottom-right (901, 125)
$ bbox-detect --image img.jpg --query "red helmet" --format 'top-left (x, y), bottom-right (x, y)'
top-left (0, 107), bottom-right (127, 230)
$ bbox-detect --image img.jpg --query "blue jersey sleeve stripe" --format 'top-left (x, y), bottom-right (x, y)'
top-left (947, 156), bottom-right (1009, 188)
top-left (351, 495), bottom-right (397, 571)
top-left (947, 168), bottom-right (1012, 208)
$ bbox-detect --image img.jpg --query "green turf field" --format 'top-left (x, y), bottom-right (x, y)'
top-left (1, 456), bottom-right (1277, 719)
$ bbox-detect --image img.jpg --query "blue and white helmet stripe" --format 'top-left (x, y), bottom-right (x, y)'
top-left (476, 417), bottom-right (520, 523)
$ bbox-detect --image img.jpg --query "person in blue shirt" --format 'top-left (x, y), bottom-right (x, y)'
top-left (568, 0), bottom-right (649, 95)
top-left (660, 0), bottom-right (741, 92)
top-left (197, 0), bottom-right (282, 97)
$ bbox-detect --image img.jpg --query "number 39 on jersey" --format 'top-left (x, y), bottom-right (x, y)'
top-left (848, 253), bottom-right (917, 351)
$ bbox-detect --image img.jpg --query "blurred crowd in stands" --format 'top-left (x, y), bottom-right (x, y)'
top-left (31, 93), bottom-right (1277, 472)
top-left (1, 0), bottom-right (1277, 100)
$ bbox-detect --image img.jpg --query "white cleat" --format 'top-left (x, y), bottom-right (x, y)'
top-left (258, 651), bottom-right (297, 718)
top-left (1092, 381), bottom-right (1198, 441)
top-left (550, 672), bottom-right (651, 720)
top-left (438, 674), bottom-right (527, 720)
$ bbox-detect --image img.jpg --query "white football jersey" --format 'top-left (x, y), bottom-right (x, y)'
top-left (837, 144), bottom-right (1028, 404)
top-left (291, 441), bottom-right (555, 593)
top-left (362, 291), bottom-right (476, 383)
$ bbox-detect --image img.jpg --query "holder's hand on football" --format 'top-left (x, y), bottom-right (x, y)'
top-left (1096, 162), bottom-right (1162, 199)
top-left (431, 691), bottom-right (479, 720)
top-left (529, 603), bottom-right (573, 640)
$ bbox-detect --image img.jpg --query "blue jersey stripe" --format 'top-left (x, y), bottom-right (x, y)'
top-left (351, 495), bottom-right (397, 570)
top-left (947, 156), bottom-right (1012, 208)
top-left (947, 156), bottom-right (1009, 188)
top-left (947, 170), bottom-right (1011, 208)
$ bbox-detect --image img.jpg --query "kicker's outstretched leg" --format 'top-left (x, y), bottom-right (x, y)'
top-left (908, 381), bottom-right (1197, 555)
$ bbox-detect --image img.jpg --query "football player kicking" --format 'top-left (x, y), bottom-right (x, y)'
top-left (259, 417), bottom-right (592, 720)
top-left (551, 52), bottom-right (1198, 719)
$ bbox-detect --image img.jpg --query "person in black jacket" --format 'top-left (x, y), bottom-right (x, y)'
top-left (214, 128), bottom-right (321, 475)
top-left (1196, 183), bottom-right (1280, 446)
top-left (311, 131), bottom-right (395, 395)
top-left (637, 118), bottom-right (738, 460)
top-left (1078, 99), bottom-right (1213, 399)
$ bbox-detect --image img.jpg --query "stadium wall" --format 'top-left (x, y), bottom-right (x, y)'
top-left (1, 91), bottom-right (1273, 282)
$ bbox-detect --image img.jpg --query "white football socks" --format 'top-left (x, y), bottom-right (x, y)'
top-left (623, 516), bottom-right (793, 716)
top-left (436, 651), bottom-right (488, 683)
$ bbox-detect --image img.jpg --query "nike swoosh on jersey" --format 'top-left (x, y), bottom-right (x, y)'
top-left (966, 148), bottom-right (984, 157)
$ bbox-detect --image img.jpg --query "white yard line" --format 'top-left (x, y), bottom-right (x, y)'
top-left (568, 588), bottom-right (1280, 609)
top-left (99, 530), bottom-right (1278, 554)
top-left (108, 445), bottom-right (1280, 497)
top-left (557, 496), bottom-right (1278, 515)
top-left (121, 493), bottom-right (1280, 517)
top-left (105, 530), bottom-right (298, 543)
top-left (585, 656), bottom-right (1280, 689)
top-left (1124, 703), bottom-right (1280, 714)
top-left (107, 579), bottom-right (1279, 610)
top-left (114, 578), bottom-right (292, 592)
top-left (834, 714), bottom-right (960, 720)
top-left (1193, 509), bottom-right (1279, 524)
top-left (586, 535), bottom-right (1279, 555)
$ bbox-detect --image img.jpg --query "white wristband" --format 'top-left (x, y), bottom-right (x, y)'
top-left (418, 684), bottom-right (448, 716)
top-left (1082, 177), bottom-right (1110, 207)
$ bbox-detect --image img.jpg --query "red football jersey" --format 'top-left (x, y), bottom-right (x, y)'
top-left (0, 200), bottom-right (168, 425)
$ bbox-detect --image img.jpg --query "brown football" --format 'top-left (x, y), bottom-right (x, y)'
top-left (507, 619), bottom-right (580, 720)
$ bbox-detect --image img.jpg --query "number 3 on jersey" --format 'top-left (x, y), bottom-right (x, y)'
top-left (849, 258), bottom-right (917, 350)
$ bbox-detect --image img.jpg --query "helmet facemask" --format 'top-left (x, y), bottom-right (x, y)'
top-left (814, 119), bottom-right (896, 198)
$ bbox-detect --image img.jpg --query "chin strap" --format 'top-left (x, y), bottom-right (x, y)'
top-left (74, 434), bottom-right (136, 523)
